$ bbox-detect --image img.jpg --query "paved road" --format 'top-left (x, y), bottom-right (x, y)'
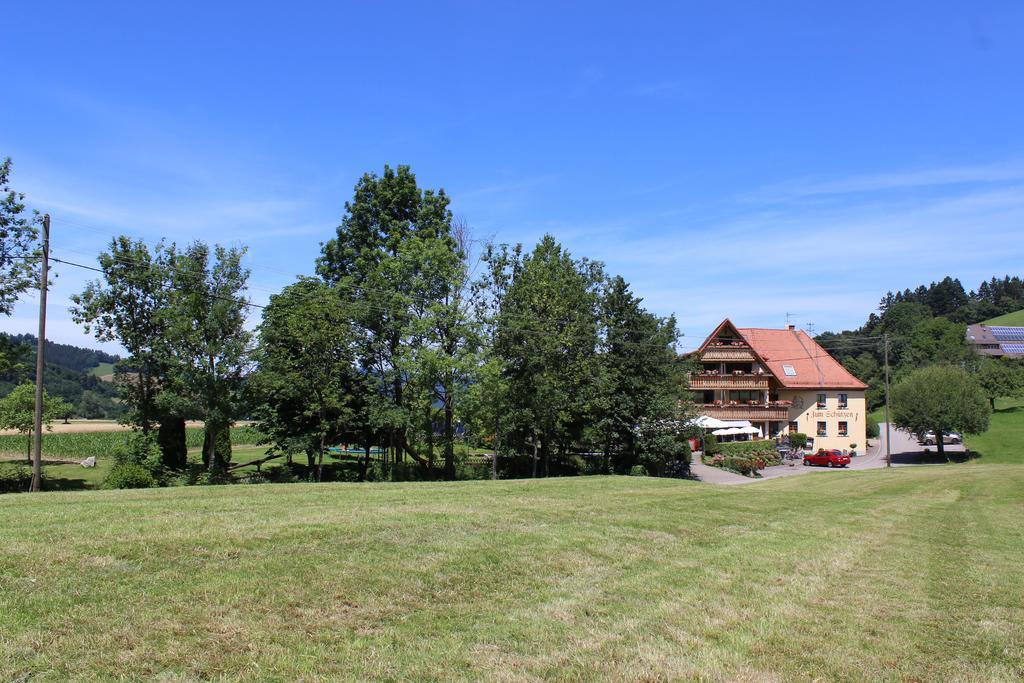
top-left (875, 423), bottom-right (966, 465)
top-left (691, 424), bottom-right (965, 485)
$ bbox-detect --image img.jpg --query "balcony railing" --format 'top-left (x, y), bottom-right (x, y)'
top-left (690, 374), bottom-right (770, 390)
top-left (700, 348), bottom-right (756, 362)
top-left (701, 403), bottom-right (790, 421)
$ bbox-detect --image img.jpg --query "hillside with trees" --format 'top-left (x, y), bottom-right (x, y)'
top-left (817, 275), bottom-right (1024, 410)
top-left (0, 333), bottom-right (122, 419)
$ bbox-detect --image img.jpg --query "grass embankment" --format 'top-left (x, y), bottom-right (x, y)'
top-left (1, 468), bottom-right (1022, 680)
top-left (983, 309), bottom-right (1024, 326)
top-left (967, 397), bottom-right (1024, 465)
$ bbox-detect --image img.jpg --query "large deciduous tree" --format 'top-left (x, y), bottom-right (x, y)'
top-left (71, 238), bottom-right (175, 435)
top-left (251, 278), bottom-right (362, 480)
top-left (975, 358), bottom-right (1024, 411)
top-left (316, 165), bottom-right (466, 477)
top-left (892, 365), bottom-right (990, 460)
top-left (0, 157), bottom-right (39, 317)
top-left (165, 242), bottom-right (252, 471)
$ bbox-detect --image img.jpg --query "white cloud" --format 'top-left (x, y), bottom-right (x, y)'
top-left (747, 161), bottom-right (1024, 202)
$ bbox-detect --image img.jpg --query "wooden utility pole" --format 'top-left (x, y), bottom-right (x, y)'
top-left (883, 333), bottom-right (892, 468)
top-left (30, 214), bottom-right (50, 492)
top-left (492, 415), bottom-right (500, 480)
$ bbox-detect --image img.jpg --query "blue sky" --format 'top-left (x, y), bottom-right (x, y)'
top-left (3, 1), bottom-right (1023, 354)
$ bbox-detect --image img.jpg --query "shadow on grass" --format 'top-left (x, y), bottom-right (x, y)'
top-left (42, 476), bottom-right (94, 491)
top-left (890, 450), bottom-right (980, 465)
top-left (994, 405), bottom-right (1023, 414)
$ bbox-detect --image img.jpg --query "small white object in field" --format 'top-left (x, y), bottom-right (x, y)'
top-left (81, 456), bottom-right (96, 468)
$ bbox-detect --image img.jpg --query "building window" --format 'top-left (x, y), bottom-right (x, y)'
top-left (788, 421), bottom-right (799, 433)
top-left (817, 421), bottom-right (827, 437)
top-left (838, 393), bottom-right (848, 408)
top-left (817, 393), bottom-right (827, 408)
top-left (838, 421), bottom-right (848, 437)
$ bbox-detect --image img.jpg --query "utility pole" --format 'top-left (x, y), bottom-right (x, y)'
top-left (492, 415), bottom-right (499, 480)
top-left (883, 333), bottom-right (892, 468)
top-left (30, 214), bottom-right (50, 492)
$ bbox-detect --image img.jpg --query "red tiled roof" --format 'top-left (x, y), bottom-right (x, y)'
top-left (736, 327), bottom-right (868, 390)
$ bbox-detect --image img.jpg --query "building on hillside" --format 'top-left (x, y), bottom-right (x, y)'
top-left (965, 324), bottom-right (1024, 358)
top-left (689, 319), bottom-right (868, 452)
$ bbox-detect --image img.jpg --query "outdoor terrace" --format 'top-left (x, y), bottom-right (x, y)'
top-left (702, 402), bottom-right (791, 421)
top-left (690, 374), bottom-right (770, 390)
top-left (700, 348), bottom-right (757, 362)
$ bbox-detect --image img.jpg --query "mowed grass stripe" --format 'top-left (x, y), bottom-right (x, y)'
top-left (1, 469), bottom-right (1022, 680)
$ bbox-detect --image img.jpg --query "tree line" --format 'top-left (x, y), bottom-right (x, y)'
top-left (817, 275), bottom-right (1024, 412)
top-left (14, 164), bottom-right (693, 484)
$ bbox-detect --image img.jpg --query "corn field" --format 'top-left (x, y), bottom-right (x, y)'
top-left (0, 426), bottom-right (265, 459)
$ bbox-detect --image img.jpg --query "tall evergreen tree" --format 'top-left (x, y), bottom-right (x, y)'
top-left (493, 235), bottom-right (603, 476)
top-left (597, 275), bottom-right (691, 474)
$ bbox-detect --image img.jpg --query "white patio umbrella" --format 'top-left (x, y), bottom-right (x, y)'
top-left (694, 415), bottom-right (731, 429)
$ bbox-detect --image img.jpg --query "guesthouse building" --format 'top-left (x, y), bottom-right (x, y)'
top-left (690, 319), bottom-right (868, 452)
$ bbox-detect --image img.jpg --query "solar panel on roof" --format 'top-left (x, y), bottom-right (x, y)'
top-left (1001, 343), bottom-right (1024, 354)
top-left (990, 327), bottom-right (1024, 342)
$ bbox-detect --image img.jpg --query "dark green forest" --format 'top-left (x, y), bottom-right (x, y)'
top-left (0, 333), bottom-right (122, 418)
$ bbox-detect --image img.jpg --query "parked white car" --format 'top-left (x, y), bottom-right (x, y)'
top-left (920, 431), bottom-right (962, 445)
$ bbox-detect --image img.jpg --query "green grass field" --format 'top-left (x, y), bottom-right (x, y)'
top-left (966, 398), bottom-right (1024, 465)
top-left (983, 308), bottom-right (1024, 326)
top-left (1, 468), bottom-right (1021, 680)
top-left (88, 361), bottom-right (116, 378)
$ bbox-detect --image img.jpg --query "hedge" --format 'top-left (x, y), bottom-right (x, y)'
top-left (715, 440), bottom-right (779, 458)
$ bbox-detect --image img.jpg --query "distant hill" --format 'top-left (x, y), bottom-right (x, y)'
top-left (3, 333), bottom-right (120, 372)
top-left (983, 309), bottom-right (1024, 326)
top-left (0, 334), bottom-right (123, 418)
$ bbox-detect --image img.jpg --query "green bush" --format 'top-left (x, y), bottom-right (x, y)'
top-left (629, 465), bottom-right (649, 476)
top-left (103, 462), bottom-right (157, 489)
top-left (703, 433), bottom-right (719, 455)
top-left (0, 463), bottom-right (32, 494)
top-left (867, 420), bottom-right (880, 439)
top-left (721, 456), bottom-right (755, 476)
top-left (789, 432), bottom-right (808, 449)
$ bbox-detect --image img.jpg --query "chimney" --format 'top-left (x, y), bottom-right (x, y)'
top-left (787, 324), bottom-right (795, 331)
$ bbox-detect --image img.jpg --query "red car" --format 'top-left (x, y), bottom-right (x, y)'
top-left (803, 449), bottom-right (851, 468)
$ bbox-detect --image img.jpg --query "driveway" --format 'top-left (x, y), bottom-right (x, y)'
top-left (875, 423), bottom-right (968, 465)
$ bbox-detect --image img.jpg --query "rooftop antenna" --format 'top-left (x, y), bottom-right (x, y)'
top-left (807, 322), bottom-right (816, 337)
top-left (785, 312), bottom-right (795, 327)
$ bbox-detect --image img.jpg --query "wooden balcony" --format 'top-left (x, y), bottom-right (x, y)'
top-left (700, 348), bottom-right (756, 362)
top-left (690, 374), bottom-right (769, 390)
top-left (701, 404), bottom-right (791, 421)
